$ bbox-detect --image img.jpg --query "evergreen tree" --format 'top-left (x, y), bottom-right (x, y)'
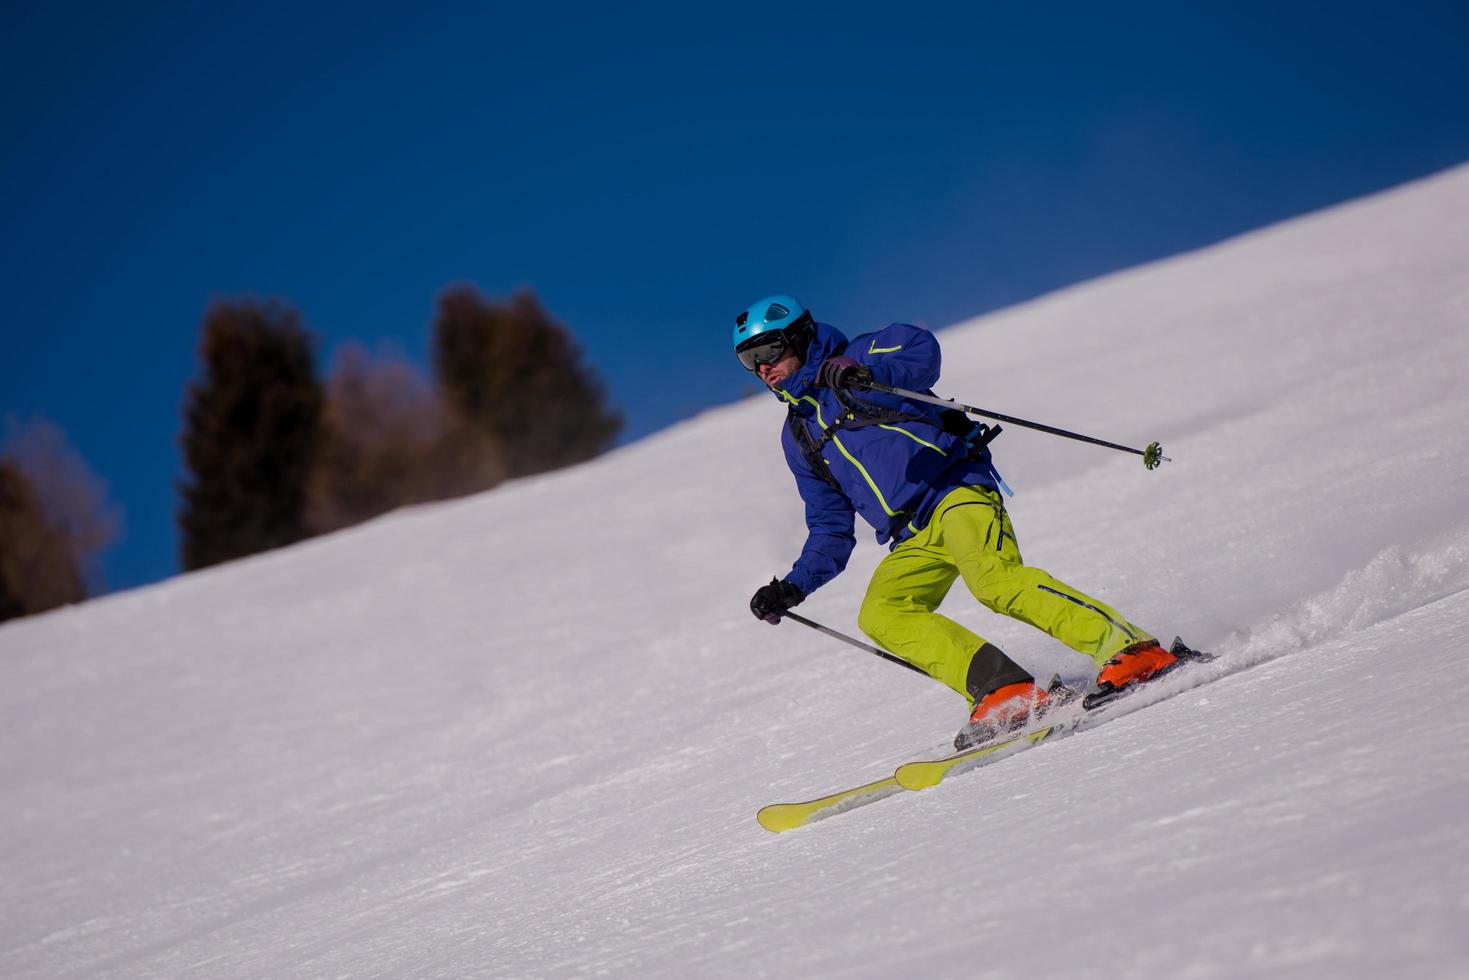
top-left (433, 288), bottom-right (621, 478)
top-left (177, 298), bottom-right (322, 570)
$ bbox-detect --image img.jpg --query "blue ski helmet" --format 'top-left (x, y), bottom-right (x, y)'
top-left (732, 295), bottom-right (815, 370)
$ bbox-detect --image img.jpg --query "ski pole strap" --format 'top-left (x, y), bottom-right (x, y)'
top-left (990, 463), bottom-right (1014, 498)
top-left (855, 380), bottom-right (1171, 469)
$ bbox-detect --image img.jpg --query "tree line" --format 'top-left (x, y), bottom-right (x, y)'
top-left (1, 286), bottom-right (620, 623)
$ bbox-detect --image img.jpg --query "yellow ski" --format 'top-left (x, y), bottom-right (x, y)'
top-left (758, 640), bottom-right (1220, 832)
top-left (756, 728), bottom-right (1053, 832)
top-left (894, 726), bottom-right (1056, 790)
top-left (756, 775), bottom-right (906, 832)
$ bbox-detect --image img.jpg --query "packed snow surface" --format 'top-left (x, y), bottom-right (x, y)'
top-left (5, 165), bottom-right (1469, 979)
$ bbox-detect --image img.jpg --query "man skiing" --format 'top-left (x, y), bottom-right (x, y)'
top-left (736, 294), bottom-right (1182, 747)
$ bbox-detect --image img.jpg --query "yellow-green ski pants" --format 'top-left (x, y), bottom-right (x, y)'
top-left (857, 485), bottom-right (1153, 703)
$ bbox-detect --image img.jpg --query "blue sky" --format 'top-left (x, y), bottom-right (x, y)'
top-left (4, 1), bottom-right (1468, 592)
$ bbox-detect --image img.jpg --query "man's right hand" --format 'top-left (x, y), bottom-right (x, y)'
top-left (750, 578), bottom-right (805, 624)
top-left (816, 355), bottom-right (873, 391)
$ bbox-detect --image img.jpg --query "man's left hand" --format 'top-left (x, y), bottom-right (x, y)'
top-left (750, 578), bottom-right (805, 624)
top-left (816, 355), bottom-right (874, 391)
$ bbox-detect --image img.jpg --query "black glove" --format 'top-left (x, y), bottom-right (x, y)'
top-left (750, 577), bottom-right (805, 624)
top-left (816, 355), bottom-right (873, 391)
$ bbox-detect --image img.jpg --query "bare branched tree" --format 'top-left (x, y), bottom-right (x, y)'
top-left (0, 416), bottom-right (119, 621)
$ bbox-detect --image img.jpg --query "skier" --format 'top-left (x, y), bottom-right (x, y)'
top-left (736, 294), bottom-right (1182, 747)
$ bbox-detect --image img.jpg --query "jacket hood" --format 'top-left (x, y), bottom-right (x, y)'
top-left (771, 321), bottom-right (847, 401)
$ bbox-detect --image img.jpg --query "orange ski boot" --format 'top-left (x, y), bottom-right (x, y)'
top-left (953, 681), bottom-right (1050, 751)
top-left (1085, 638), bottom-right (1182, 709)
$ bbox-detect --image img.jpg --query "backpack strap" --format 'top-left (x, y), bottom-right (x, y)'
top-left (787, 392), bottom-right (1008, 494)
top-left (786, 407), bottom-right (844, 493)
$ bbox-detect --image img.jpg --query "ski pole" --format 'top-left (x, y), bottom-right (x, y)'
top-left (782, 610), bottom-right (929, 678)
top-left (853, 380), bottom-right (1170, 470)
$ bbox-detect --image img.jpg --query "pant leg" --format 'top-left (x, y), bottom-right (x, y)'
top-left (932, 486), bottom-right (1154, 667)
top-left (857, 535), bottom-right (985, 702)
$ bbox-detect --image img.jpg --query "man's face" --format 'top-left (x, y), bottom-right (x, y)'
top-left (757, 347), bottom-right (803, 389)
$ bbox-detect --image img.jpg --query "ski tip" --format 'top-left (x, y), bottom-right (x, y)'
top-left (894, 763), bottom-right (944, 791)
top-left (757, 776), bottom-right (907, 832)
top-left (756, 805), bottom-right (806, 833)
top-left (901, 727), bottom-right (1056, 790)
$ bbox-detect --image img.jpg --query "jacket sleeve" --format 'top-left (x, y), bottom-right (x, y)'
top-left (855, 322), bottom-right (941, 391)
top-left (781, 428), bottom-right (857, 596)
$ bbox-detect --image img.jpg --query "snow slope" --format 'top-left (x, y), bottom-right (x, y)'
top-left (4, 164), bottom-right (1469, 979)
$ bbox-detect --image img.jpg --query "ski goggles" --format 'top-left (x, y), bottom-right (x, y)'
top-left (736, 332), bottom-right (791, 372)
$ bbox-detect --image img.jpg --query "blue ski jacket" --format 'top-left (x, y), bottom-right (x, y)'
top-left (774, 320), bottom-right (999, 597)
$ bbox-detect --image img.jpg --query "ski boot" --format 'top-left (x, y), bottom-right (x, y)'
top-left (1083, 636), bottom-right (1215, 710)
top-left (953, 677), bottom-right (1080, 751)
